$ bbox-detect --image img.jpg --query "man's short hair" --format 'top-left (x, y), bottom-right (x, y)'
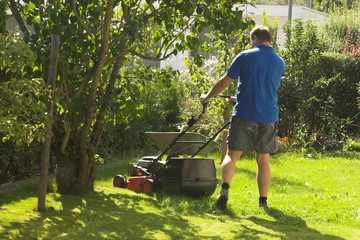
top-left (250, 25), bottom-right (272, 43)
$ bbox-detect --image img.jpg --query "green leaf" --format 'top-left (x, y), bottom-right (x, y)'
top-left (56, 103), bottom-right (64, 115)
top-left (16, 138), bottom-right (22, 146)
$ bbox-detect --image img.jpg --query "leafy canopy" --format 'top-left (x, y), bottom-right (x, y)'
top-left (22, 0), bottom-right (252, 136)
top-left (0, 34), bottom-right (46, 146)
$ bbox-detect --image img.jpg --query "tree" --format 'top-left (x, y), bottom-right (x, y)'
top-left (17, 0), bottom-right (252, 194)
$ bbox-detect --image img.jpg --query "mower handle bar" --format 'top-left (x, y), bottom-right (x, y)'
top-left (154, 95), bottom-right (232, 162)
top-left (156, 103), bottom-right (207, 161)
top-left (217, 94), bottom-right (232, 99)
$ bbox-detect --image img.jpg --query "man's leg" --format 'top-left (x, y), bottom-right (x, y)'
top-left (255, 153), bottom-right (271, 206)
top-left (216, 149), bottom-right (242, 209)
top-left (221, 149), bottom-right (242, 184)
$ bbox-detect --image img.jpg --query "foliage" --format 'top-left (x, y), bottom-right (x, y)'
top-left (358, 81), bottom-right (360, 111)
top-left (313, 0), bottom-right (360, 12)
top-left (0, 34), bottom-right (46, 145)
top-left (279, 19), bottom-right (360, 151)
top-left (179, 56), bottom-right (234, 140)
top-left (0, 141), bottom-right (53, 184)
top-left (319, 9), bottom-right (360, 53)
top-left (342, 26), bottom-right (360, 57)
top-left (279, 19), bottom-right (323, 138)
top-left (312, 0), bottom-right (348, 13)
top-left (345, 138), bottom-right (360, 152)
top-left (180, 10), bottom-right (256, 106)
top-left (0, 34), bottom-right (48, 184)
top-left (98, 62), bottom-right (186, 158)
top-left (353, 0), bottom-right (360, 8)
top-left (312, 52), bottom-right (360, 131)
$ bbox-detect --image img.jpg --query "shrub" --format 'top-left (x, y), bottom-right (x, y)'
top-left (0, 34), bottom-right (46, 145)
top-left (279, 19), bottom-right (323, 138)
top-left (347, 140), bottom-right (360, 152)
top-left (98, 65), bottom-right (186, 158)
top-left (0, 34), bottom-right (47, 183)
top-left (0, 140), bottom-right (55, 184)
top-left (312, 52), bottom-right (360, 133)
top-left (180, 56), bottom-right (233, 139)
top-left (312, 0), bottom-right (347, 13)
top-left (342, 26), bottom-right (360, 57)
top-left (279, 19), bottom-right (360, 150)
top-left (319, 9), bottom-right (360, 53)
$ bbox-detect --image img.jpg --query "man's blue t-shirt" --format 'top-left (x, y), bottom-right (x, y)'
top-left (226, 45), bottom-right (285, 123)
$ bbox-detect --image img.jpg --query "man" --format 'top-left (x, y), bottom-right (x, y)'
top-left (200, 25), bottom-right (285, 209)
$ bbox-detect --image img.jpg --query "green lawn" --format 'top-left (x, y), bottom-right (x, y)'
top-left (1, 152), bottom-right (360, 239)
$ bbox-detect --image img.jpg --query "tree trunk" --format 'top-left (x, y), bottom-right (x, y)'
top-left (76, 0), bottom-right (113, 193)
top-left (53, 124), bottom-right (97, 194)
top-left (54, 57), bottom-right (125, 194)
top-left (52, 123), bottom-right (87, 194)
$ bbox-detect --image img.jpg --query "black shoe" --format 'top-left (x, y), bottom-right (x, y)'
top-left (258, 196), bottom-right (268, 207)
top-left (216, 194), bottom-right (228, 210)
top-left (258, 202), bottom-right (268, 207)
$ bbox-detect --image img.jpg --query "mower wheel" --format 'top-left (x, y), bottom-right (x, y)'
top-left (142, 179), bottom-right (154, 194)
top-left (113, 175), bottom-right (126, 188)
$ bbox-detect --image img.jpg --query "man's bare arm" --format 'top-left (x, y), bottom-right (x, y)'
top-left (200, 75), bottom-right (234, 104)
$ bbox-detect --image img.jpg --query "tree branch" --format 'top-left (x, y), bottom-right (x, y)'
top-left (129, 48), bottom-right (165, 61)
top-left (6, 0), bottom-right (30, 36)
top-left (121, 1), bottom-right (131, 23)
top-left (71, 0), bottom-right (95, 36)
top-left (73, 74), bottom-right (92, 98)
top-left (91, 54), bottom-right (125, 149)
top-left (160, 18), bottom-right (195, 57)
top-left (58, 63), bottom-right (73, 154)
top-left (78, 0), bottom-right (114, 186)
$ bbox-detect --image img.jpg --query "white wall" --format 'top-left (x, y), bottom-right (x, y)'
top-left (242, 5), bottom-right (328, 47)
top-left (160, 48), bottom-right (190, 71)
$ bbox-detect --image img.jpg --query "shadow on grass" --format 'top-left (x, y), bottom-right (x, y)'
top-left (245, 207), bottom-right (345, 240)
top-left (0, 186), bottom-right (347, 240)
top-left (237, 167), bottom-right (320, 192)
top-left (0, 181), bottom-right (39, 206)
top-left (0, 188), bottom-right (219, 239)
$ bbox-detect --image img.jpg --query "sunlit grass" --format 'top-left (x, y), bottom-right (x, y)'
top-left (1, 151), bottom-right (360, 239)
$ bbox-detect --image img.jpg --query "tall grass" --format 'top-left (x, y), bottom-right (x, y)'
top-left (1, 151), bottom-right (360, 239)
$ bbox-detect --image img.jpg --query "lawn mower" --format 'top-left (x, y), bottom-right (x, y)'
top-left (113, 102), bottom-right (231, 197)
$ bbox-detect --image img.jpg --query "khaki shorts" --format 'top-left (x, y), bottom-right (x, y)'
top-left (227, 116), bottom-right (278, 154)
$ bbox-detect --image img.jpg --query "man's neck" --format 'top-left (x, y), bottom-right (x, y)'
top-left (257, 41), bottom-right (271, 46)
top-left (252, 41), bottom-right (271, 48)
